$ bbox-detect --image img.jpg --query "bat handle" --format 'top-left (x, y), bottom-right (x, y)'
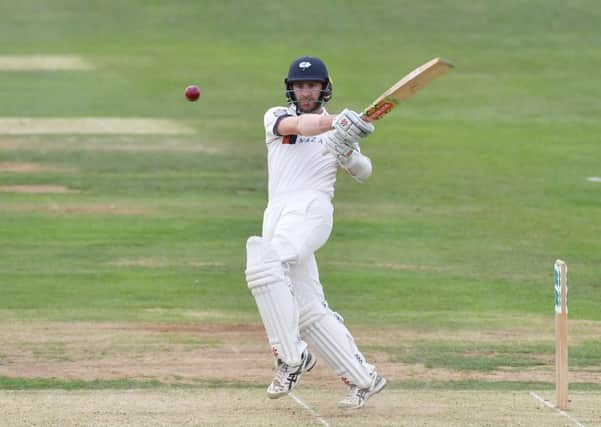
top-left (361, 101), bottom-right (394, 122)
top-left (360, 113), bottom-right (374, 123)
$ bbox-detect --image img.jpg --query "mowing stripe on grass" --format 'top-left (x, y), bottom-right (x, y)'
top-left (0, 55), bottom-right (94, 71)
top-left (529, 392), bottom-right (585, 427)
top-left (0, 118), bottom-right (195, 135)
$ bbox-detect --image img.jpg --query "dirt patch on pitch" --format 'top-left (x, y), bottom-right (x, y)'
top-left (0, 118), bottom-right (195, 135)
top-left (334, 261), bottom-right (445, 272)
top-left (0, 162), bottom-right (79, 194)
top-left (46, 204), bottom-right (150, 215)
top-left (0, 321), bottom-right (274, 384)
top-left (0, 162), bottom-right (73, 173)
top-left (111, 257), bottom-right (224, 268)
top-left (0, 55), bottom-right (94, 71)
top-left (0, 136), bottom-right (218, 153)
top-left (0, 203), bottom-right (154, 215)
top-left (1, 320), bottom-right (601, 387)
top-left (0, 184), bottom-right (79, 193)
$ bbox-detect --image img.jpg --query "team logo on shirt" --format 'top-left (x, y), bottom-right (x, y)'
top-left (282, 135), bottom-right (321, 145)
top-left (298, 61), bottom-right (312, 70)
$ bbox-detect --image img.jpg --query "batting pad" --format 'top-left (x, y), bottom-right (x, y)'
top-left (245, 236), bottom-right (305, 366)
top-left (299, 302), bottom-right (374, 388)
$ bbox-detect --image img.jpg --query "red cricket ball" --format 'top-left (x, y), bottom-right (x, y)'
top-left (184, 85), bottom-right (201, 102)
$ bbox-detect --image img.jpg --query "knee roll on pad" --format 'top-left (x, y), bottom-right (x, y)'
top-left (299, 302), bottom-right (373, 388)
top-left (245, 236), bottom-right (287, 289)
top-left (245, 236), bottom-right (305, 365)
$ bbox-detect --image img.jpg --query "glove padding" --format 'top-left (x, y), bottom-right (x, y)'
top-left (324, 129), bottom-right (359, 161)
top-left (332, 108), bottom-right (374, 140)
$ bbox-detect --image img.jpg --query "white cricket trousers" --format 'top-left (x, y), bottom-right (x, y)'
top-left (262, 190), bottom-right (333, 310)
top-left (254, 190), bottom-right (376, 387)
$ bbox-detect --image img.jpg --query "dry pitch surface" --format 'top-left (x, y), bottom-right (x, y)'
top-left (1, 389), bottom-right (599, 426)
top-left (1, 321), bottom-right (600, 426)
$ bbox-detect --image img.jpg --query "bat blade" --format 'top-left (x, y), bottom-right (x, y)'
top-left (361, 57), bottom-right (454, 121)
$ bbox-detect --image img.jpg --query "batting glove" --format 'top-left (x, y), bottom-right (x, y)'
top-left (332, 108), bottom-right (375, 140)
top-left (324, 129), bottom-right (359, 161)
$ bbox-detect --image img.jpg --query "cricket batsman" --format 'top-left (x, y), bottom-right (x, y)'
top-left (244, 56), bottom-right (387, 409)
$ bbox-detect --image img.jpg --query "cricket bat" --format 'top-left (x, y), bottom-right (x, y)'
top-left (361, 57), bottom-right (454, 122)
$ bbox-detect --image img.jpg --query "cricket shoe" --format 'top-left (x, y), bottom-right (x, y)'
top-left (267, 350), bottom-right (316, 399)
top-left (337, 373), bottom-right (387, 409)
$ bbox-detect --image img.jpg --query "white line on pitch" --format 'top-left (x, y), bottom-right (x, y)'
top-left (529, 392), bottom-right (586, 427)
top-left (288, 392), bottom-right (330, 427)
top-left (587, 177), bottom-right (601, 183)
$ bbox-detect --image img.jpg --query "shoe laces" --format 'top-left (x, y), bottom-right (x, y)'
top-left (344, 375), bottom-right (376, 403)
top-left (343, 384), bottom-right (364, 403)
top-left (273, 360), bottom-right (290, 384)
top-left (274, 359), bottom-right (302, 385)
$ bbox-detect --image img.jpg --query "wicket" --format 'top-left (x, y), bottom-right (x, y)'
top-left (554, 259), bottom-right (568, 410)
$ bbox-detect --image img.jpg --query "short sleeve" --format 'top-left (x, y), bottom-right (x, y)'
top-left (264, 107), bottom-right (292, 144)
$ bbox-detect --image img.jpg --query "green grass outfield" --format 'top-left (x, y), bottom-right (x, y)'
top-left (1, 1), bottom-right (600, 425)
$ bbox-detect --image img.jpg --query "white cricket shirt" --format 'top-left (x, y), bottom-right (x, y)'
top-left (263, 105), bottom-right (338, 201)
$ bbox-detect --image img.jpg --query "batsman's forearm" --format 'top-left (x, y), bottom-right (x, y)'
top-left (296, 114), bottom-right (335, 136)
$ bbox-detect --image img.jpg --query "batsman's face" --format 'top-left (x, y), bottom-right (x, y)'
top-left (292, 81), bottom-right (323, 113)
